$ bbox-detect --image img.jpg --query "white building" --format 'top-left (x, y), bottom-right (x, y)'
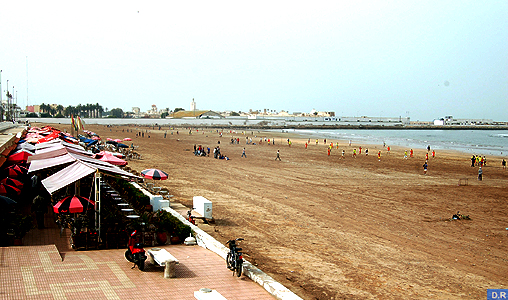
top-left (190, 98), bottom-right (196, 111)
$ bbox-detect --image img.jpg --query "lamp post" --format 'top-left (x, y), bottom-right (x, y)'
top-left (6, 80), bottom-right (9, 121)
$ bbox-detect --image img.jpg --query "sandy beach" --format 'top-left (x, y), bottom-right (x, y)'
top-left (38, 123), bottom-right (508, 299)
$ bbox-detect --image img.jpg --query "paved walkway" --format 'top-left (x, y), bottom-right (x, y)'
top-left (1, 212), bottom-right (276, 300)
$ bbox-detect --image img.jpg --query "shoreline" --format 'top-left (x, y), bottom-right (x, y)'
top-left (24, 118), bottom-right (508, 130)
top-left (263, 128), bottom-right (507, 160)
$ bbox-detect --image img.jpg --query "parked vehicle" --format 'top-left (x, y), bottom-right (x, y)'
top-left (226, 238), bottom-right (244, 277)
top-left (187, 208), bottom-right (196, 225)
top-left (125, 230), bottom-right (146, 271)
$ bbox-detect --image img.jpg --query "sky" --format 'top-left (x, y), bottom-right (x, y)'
top-left (1, 1), bottom-right (507, 121)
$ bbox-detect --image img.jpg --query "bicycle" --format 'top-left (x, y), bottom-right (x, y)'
top-left (226, 238), bottom-right (244, 277)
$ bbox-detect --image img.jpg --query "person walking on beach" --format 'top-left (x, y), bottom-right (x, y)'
top-left (387, 146), bottom-right (390, 154)
top-left (359, 147), bottom-right (362, 154)
top-left (378, 151), bottom-right (381, 161)
top-left (425, 153), bottom-right (429, 161)
top-left (275, 150), bottom-right (281, 161)
top-left (353, 149), bottom-right (357, 158)
top-left (427, 145), bottom-right (431, 152)
top-left (423, 161), bottom-right (428, 175)
top-left (342, 150), bottom-right (345, 159)
top-left (432, 150), bottom-right (435, 158)
top-left (471, 155), bottom-right (476, 167)
top-left (305, 142), bottom-right (308, 149)
top-left (327, 148), bottom-right (331, 156)
top-left (410, 149), bottom-right (413, 158)
top-left (502, 159), bottom-right (506, 169)
top-left (241, 148), bottom-right (246, 158)
top-left (404, 150), bottom-right (408, 159)
top-left (365, 149), bottom-right (369, 156)
top-left (478, 167), bottom-right (483, 181)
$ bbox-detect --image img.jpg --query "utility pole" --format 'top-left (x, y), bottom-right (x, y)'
top-left (26, 56), bottom-right (29, 109)
top-left (12, 86), bottom-right (15, 122)
top-left (6, 80), bottom-right (9, 121)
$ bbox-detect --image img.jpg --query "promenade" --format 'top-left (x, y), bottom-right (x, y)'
top-left (0, 123), bottom-right (278, 300)
top-left (1, 210), bottom-right (275, 300)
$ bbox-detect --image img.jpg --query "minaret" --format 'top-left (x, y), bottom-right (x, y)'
top-left (190, 98), bottom-right (196, 111)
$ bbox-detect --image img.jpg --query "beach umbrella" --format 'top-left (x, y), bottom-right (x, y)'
top-left (0, 178), bottom-right (24, 189)
top-left (7, 151), bottom-right (32, 164)
top-left (114, 139), bottom-right (122, 143)
top-left (123, 138), bottom-right (132, 141)
top-left (87, 140), bottom-right (99, 147)
top-left (53, 195), bottom-right (95, 214)
top-left (3, 165), bottom-right (26, 178)
top-left (91, 136), bottom-right (101, 140)
top-left (141, 169), bottom-right (168, 180)
top-left (106, 138), bottom-right (112, 141)
top-left (0, 183), bottom-right (22, 197)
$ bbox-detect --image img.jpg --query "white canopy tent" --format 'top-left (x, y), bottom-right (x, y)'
top-left (32, 139), bottom-right (140, 237)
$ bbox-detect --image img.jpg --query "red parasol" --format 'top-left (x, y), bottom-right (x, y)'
top-left (53, 195), bottom-right (95, 214)
top-left (0, 178), bottom-right (23, 189)
top-left (0, 183), bottom-right (22, 197)
top-left (2, 165), bottom-right (27, 178)
top-left (141, 169), bottom-right (168, 180)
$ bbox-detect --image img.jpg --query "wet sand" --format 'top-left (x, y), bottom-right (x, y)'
top-left (41, 123), bottom-right (508, 299)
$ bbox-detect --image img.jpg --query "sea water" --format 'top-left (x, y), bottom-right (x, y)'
top-left (27, 118), bottom-right (508, 157)
top-left (285, 129), bottom-right (508, 157)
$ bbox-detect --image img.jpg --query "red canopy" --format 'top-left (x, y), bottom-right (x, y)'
top-left (7, 151), bottom-right (32, 164)
top-left (99, 153), bottom-right (127, 166)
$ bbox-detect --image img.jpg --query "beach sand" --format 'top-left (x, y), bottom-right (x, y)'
top-left (41, 123), bottom-right (508, 299)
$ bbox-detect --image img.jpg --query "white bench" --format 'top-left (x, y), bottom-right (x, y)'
top-left (194, 288), bottom-right (228, 300)
top-left (146, 248), bottom-right (179, 278)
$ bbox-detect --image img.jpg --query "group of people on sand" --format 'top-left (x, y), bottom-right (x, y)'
top-left (193, 144), bottom-right (229, 160)
top-left (470, 154), bottom-right (487, 167)
top-left (193, 144), bottom-right (209, 157)
top-left (213, 146), bottom-right (229, 160)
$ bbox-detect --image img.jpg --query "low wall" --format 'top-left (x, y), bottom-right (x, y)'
top-left (130, 182), bottom-right (169, 211)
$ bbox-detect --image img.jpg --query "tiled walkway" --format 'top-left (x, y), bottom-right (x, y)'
top-left (1, 214), bottom-right (276, 300)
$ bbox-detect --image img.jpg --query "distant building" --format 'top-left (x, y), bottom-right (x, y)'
top-left (171, 110), bottom-right (223, 119)
top-left (434, 116), bottom-right (493, 125)
top-left (190, 98), bottom-right (196, 111)
top-left (26, 105), bottom-right (36, 113)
